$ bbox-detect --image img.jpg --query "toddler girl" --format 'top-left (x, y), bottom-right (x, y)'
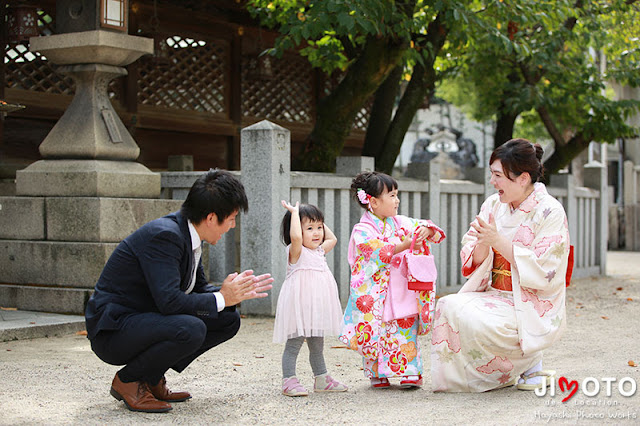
top-left (339, 171), bottom-right (445, 388)
top-left (273, 200), bottom-right (348, 396)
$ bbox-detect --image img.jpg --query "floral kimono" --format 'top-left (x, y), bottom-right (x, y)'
top-left (431, 183), bottom-right (570, 392)
top-left (340, 211), bottom-right (445, 379)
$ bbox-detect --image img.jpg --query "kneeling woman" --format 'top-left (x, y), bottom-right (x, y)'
top-left (431, 139), bottom-right (571, 392)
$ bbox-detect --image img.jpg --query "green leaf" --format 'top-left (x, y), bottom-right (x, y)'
top-left (337, 12), bottom-right (354, 31)
top-left (327, 2), bottom-right (340, 14)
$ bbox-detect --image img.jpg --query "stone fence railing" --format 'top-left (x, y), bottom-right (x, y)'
top-left (161, 121), bottom-right (607, 315)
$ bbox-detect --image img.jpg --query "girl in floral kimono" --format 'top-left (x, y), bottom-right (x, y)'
top-left (431, 139), bottom-right (570, 392)
top-left (340, 172), bottom-right (445, 388)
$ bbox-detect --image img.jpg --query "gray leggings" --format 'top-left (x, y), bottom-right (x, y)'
top-left (282, 336), bottom-right (327, 379)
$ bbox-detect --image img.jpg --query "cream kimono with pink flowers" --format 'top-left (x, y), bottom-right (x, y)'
top-left (431, 183), bottom-right (570, 392)
top-left (340, 211), bottom-right (445, 379)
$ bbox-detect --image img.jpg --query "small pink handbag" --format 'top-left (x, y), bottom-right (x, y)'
top-left (405, 234), bottom-right (437, 291)
top-left (382, 234), bottom-right (438, 322)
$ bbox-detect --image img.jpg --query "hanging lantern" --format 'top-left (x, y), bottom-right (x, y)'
top-left (152, 34), bottom-right (171, 67)
top-left (257, 54), bottom-right (274, 80)
top-left (146, 0), bottom-right (170, 68)
top-left (247, 54), bottom-right (274, 80)
top-left (246, 27), bottom-right (274, 80)
top-left (100, 0), bottom-right (128, 32)
top-left (246, 53), bottom-right (274, 81)
top-left (7, 4), bottom-right (39, 44)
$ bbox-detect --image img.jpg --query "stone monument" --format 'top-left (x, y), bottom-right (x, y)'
top-left (407, 125), bottom-right (479, 180)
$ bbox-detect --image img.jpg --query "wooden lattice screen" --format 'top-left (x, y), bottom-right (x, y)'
top-left (241, 53), bottom-right (313, 124)
top-left (353, 101), bottom-right (372, 131)
top-left (4, 7), bottom-right (75, 95)
top-left (4, 6), bottom-right (126, 101)
top-left (137, 35), bottom-right (228, 114)
top-left (323, 71), bottom-right (371, 132)
top-left (4, 5), bottom-right (368, 133)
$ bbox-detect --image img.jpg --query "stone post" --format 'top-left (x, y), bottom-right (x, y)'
top-left (424, 161), bottom-right (444, 279)
top-left (240, 121), bottom-right (290, 315)
top-left (336, 156), bottom-right (374, 175)
top-left (426, 161), bottom-right (441, 227)
top-left (336, 156), bottom-right (374, 232)
top-left (468, 166), bottom-right (493, 199)
top-left (623, 160), bottom-right (637, 206)
top-left (584, 162), bottom-right (608, 274)
top-left (623, 161), bottom-right (638, 250)
top-left (335, 156), bottom-right (374, 302)
top-left (551, 173), bottom-right (578, 276)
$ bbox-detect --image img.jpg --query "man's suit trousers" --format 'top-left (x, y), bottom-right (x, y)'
top-left (90, 309), bottom-right (240, 384)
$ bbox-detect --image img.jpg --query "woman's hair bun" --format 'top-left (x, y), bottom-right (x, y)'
top-left (534, 143), bottom-right (544, 162)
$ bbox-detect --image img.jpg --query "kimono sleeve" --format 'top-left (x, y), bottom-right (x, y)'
top-left (512, 204), bottom-right (570, 291)
top-left (348, 224), bottom-right (396, 289)
top-left (397, 215), bottom-right (446, 245)
top-left (460, 195), bottom-right (497, 277)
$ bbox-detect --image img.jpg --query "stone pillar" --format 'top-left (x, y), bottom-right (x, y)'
top-left (424, 162), bottom-right (445, 278)
top-left (468, 166), bottom-right (494, 200)
top-left (551, 173), bottom-right (578, 253)
top-left (335, 156), bottom-right (374, 302)
top-left (405, 162), bottom-right (429, 180)
top-left (240, 121), bottom-right (290, 315)
top-left (426, 161), bottom-right (441, 227)
top-left (623, 161), bottom-right (636, 206)
top-left (623, 161), bottom-right (639, 251)
top-left (336, 156), bottom-right (374, 175)
top-left (584, 162), bottom-right (608, 274)
top-left (336, 156), bottom-right (374, 232)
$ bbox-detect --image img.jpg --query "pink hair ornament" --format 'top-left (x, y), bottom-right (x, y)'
top-left (357, 188), bottom-right (371, 205)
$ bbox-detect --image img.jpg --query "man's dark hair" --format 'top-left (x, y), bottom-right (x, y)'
top-left (181, 169), bottom-right (248, 224)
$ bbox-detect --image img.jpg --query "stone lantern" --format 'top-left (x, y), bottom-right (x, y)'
top-left (0, 1), bottom-right (181, 314)
top-left (17, 0), bottom-right (153, 196)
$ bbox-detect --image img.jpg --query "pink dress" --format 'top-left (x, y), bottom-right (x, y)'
top-left (273, 245), bottom-right (344, 343)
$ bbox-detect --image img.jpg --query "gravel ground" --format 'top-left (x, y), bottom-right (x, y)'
top-left (0, 252), bottom-right (639, 425)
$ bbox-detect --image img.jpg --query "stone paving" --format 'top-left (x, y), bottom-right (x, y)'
top-left (0, 251), bottom-right (638, 425)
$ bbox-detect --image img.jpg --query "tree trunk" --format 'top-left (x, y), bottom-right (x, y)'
top-left (296, 36), bottom-right (408, 171)
top-left (376, 14), bottom-right (448, 174)
top-left (494, 108), bottom-right (518, 148)
top-left (377, 62), bottom-right (429, 173)
top-left (543, 132), bottom-right (590, 178)
top-left (362, 66), bottom-right (403, 159)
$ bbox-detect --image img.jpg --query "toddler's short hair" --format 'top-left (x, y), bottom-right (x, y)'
top-left (280, 204), bottom-right (325, 245)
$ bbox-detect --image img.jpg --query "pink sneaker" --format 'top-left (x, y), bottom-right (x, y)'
top-left (282, 377), bottom-right (308, 397)
top-left (314, 373), bottom-right (348, 392)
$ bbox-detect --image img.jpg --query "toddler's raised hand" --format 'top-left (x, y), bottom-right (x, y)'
top-left (281, 200), bottom-right (299, 213)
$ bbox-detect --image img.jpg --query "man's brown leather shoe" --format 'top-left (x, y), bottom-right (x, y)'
top-left (148, 376), bottom-right (192, 402)
top-left (110, 374), bottom-right (172, 413)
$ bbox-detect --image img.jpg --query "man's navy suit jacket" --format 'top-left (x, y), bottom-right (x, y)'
top-left (85, 211), bottom-right (223, 340)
